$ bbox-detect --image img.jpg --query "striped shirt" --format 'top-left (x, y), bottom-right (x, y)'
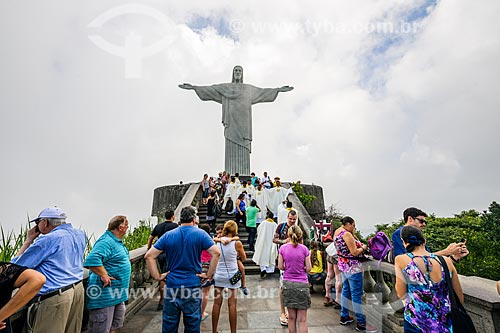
top-left (84, 230), bottom-right (131, 309)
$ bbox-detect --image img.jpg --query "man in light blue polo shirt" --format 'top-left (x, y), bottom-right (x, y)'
top-left (12, 206), bottom-right (87, 333)
top-left (84, 215), bottom-right (131, 333)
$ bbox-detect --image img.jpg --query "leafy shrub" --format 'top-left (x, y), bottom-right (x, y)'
top-left (291, 182), bottom-right (317, 209)
top-left (123, 219), bottom-right (153, 250)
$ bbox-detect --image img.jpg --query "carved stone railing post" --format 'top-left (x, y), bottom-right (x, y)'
top-left (363, 266), bottom-right (376, 294)
top-left (387, 271), bottom-right (404, 313)
top-left (125, 246), bottom-right (158, 320)
top-left (363, 261), bottom-right (401, 332)
top-left (373, 269), bottom-right (391, 304)
top-left (363, 266), bottom-right (378, 307)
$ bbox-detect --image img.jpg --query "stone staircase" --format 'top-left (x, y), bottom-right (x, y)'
top-left (197, 203), bottom-right (263, 275)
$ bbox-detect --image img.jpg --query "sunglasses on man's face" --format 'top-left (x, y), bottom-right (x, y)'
top-left (414, 217), bottom-right (427, 225)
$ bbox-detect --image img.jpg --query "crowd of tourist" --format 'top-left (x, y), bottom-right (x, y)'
top-left (199, 171), bottom-right (293, 222)
top-left (0, 180), bottom-right (495, 333)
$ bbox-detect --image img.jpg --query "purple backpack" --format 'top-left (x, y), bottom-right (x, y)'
top-left (368, 231), bottom-right (393, 263)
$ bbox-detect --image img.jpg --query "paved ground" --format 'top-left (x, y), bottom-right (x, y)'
top-left (122, 274), bottom-right (370, 332)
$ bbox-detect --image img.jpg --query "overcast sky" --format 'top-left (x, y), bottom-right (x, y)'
top-left (1, 0), bottom-right (499, 238)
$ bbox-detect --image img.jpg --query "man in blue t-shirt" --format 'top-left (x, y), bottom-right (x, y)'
top-left (392, 207), bottom-right (469, 261)
top-left (145, 206), bottom-right (220, 333)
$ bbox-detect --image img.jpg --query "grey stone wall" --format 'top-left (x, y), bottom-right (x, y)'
top-left (151, 183), bottom-right (192, 219)
top-left (151, 182), bottom-right (325, 221)
top-left (298, 184), bottom-right (325, 220)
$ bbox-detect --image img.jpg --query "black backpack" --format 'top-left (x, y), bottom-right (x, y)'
top-left (225, 198), bottom-right (234, 213)
top-left (212, 201), bottom-right (222, 217)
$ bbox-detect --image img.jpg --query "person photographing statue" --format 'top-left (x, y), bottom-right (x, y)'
top-left (179, 65), bottom-right (293, 175)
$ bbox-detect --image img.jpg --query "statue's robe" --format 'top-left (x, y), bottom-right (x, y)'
top-left (193, 83), bottom-right (280, 175)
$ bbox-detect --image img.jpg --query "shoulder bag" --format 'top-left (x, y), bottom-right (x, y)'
top-left (437, 256), bottom-right (477, 333)
top-left (220, 242), bottom-right (242, 285)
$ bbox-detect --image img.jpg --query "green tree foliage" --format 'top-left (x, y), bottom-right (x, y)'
top-left (374, 202), bottom-right (500, 281)
top-left (481, 201), bottom-right (500, 243)
top-left (123, 219), bottom-right (152, 250)
top-left (323, 204), bottom-right (365, 242)
top-left (324, 204), bottom-right (343, 228)
top-left (291, 182), bottom-right (317, 208)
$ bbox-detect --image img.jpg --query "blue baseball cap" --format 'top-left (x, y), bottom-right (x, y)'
top-left (30, 206), bottom-right (67, 223)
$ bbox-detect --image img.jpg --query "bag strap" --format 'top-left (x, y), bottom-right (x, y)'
top-left (219, 241), bottom-right (232, 279)
top-left (279, 223), bottom-right (287, 237)
top-left (437, 256), bottom-right (459, 311)
top-left (337, 253), bottom-right (369, 262)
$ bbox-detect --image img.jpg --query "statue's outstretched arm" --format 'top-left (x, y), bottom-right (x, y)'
top-left (278, 86), bottom-right (294, 92)
top-left (179, 83), bottom-right (223, 103)
top-left (179, 83), bottom-right (194, 90)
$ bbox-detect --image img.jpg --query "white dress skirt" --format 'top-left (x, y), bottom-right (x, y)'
top-left (213, 239), bottom-right (241, 289)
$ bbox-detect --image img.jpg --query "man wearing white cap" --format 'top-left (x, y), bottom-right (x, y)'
top-left (11, 206), bottom-right (87, 333)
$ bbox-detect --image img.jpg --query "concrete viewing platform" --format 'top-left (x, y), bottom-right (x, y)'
top-left (122, 274), bottom-right (361, 333)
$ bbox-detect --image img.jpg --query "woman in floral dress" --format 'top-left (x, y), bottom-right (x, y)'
top-left (395, 225), bottom-right (464, 332)
top-left (334, 216), bottom-right (377, 332)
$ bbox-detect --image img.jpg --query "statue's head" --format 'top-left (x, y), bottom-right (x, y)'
top-left (232, 65), bottom-right (243, 83)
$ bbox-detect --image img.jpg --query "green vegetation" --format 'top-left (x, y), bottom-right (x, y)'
top-left (292, 182), bottom-right (317, 208)
top-left (372, 201), bottom-right (500, 281)
top-left (123, 219), bottom-right (153, 250)
top-left (0, 225), bottom-right (28, 262)
top-left (323, 204), bottom-right (365, 242)
top-left (83, 232), bottom-right (96, 258)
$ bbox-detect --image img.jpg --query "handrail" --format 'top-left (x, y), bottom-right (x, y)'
top-left (174, 182), bottom-right (202, 223)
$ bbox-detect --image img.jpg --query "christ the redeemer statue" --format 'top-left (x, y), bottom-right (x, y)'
top-left (179, 65), bottom-right (293, 175)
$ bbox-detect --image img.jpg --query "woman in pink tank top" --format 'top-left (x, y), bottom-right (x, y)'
top-left (278, 225), bottom-right (312, 333)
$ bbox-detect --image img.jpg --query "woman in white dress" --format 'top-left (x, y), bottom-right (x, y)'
top-left (212, 220), bottom-right (247, 333)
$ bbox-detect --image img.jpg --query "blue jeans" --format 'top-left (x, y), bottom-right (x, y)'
top-left (162, 287), bottom-right (202, 333)
top-left (307, 272), bottom-right (326, 285)
top-left (340, 272), bottom-right (366, 324)
top-left (246, 226), bottom-right (257, 251)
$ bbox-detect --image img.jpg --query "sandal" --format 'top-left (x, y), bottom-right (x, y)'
top-left (280, 313), bottom-right (288, 326)
top-left (324, 296), bottom-right (335, 307)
